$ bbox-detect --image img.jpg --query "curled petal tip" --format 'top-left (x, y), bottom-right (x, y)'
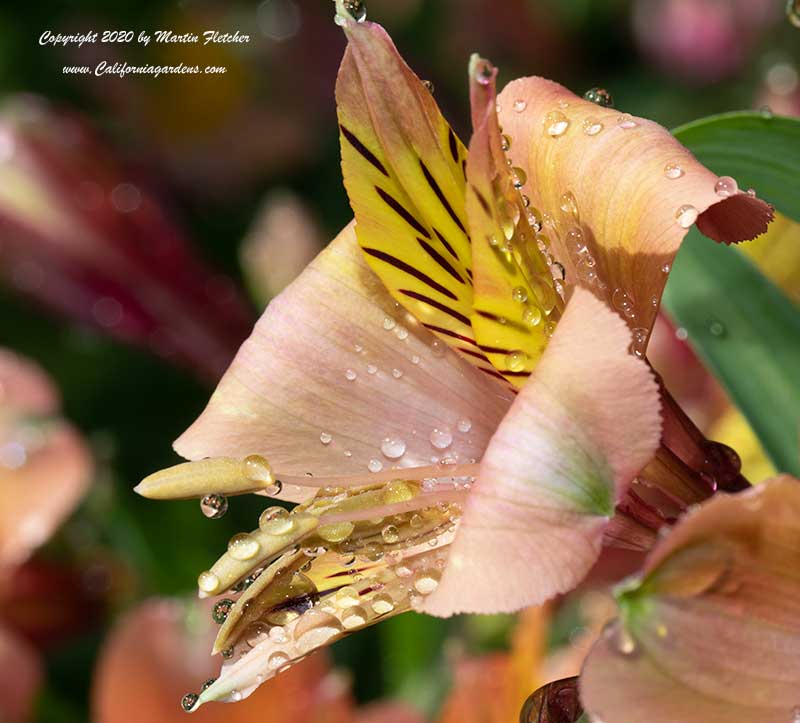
top-left (334, 0), bottom-right (367, 27)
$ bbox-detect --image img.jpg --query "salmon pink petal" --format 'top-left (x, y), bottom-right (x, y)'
top-left (0, 422), bottom-right (91, 569)
top-left (497, 78), bottom-right (773, 339)
top-left (175, 224), bottom-right (512, 502)
top-left (0, 349), bottom-right (58, 414)
top-left (581, 476), bottom-right (800, 723)
top-left (0, 624), bottom-right (41, 722)
top-left (356, 703), bottom-right (425, 723)
top-left (424, 289), bottom-right (660, 615)
top-left (93, 598), bottom-right (353, 723)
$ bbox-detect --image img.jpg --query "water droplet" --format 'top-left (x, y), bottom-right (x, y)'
top-left (513, 98), bottom-right (527, 113)
top-left (345, 368), bottom-right (357, 381)
top-left (368, 458), bottom-right (383, 473)
top-left (382, 524), bottom-right (400, 543)
top-left (661, 263), bottom-right (671, 274)
top-left (395, 326), bottom-right (409, 340)
top-left (259, 506), bottom-right (293, 534)
top-left (544, 110), bottom-right (570, 137)
top-left (422, 79), bottom-right (435, 94)
top-left (243, 455), bottom-right (275, 489)
top-left (212, 598), bottom-right (235, 624)
top-left (617, 114), bottom-right (638, 129)
top-left (521, 194), bottom-right (530, 207)
top-left (675, 204), bottom-right (698, 228)
top-left (675, 327), bottom-right (689, 341)
top-left (791, 704), bottom-right (800, 723)
top-left (201, 678), bottom-right (216, 692)
top-left (512, 166), bottom-right (527, 186)
top-left (612, 288), bottom-right (636, 319)
top-left (341, 605), bottom-right (369, 629)
top-left (707, 319), bottom-right (726, 337)
top-left (371, 593), bottom-right (395, 615)
top-left (613, 625), bottom-right (638, 656)
top-left (501, 134), bottom-right (511, 151)
top-left (366, 363), bottom-right (377, 374)
top-left (200, 493), bottom-right (228, 519)
top-left (760, 105), bottom-right (774, 119)
top-left (383, 316), bottom-right (396, 330)
top-left (511, 286), bottom-right (528, 303)
top-left (269, 625), bottom-right (287, 643)
top-left (559, 190), bottom-right (578, 219)
top-left (584, 87), bottom-right (614, 107)
top-left (664, 162), bottom-right (684, 180)
top-left (337, 0), bottom-right (366, 23)
top-left (413, 568), bottom-right (441, 595)
top-left (429, 427), bottom-right (453, 449)
top-left (474, 59), bottom-right (493, 86)
top-left (228, 533), bottom-right (260, 561)
top-left (505, 349), bottom-right (528, 372)
top-left (268, 650), bottom-right (290, 669)
top-left (198, 571), bottom-right (220, 594)
top-left (391, 368), bottom-right (403, 379)
top-left (411, 355), bottom-right (420, 364)
top-left (220, 646), bottom-right (234, 659)
top-left (431, 340), bottom-right (446, 357)
top-left (714, 176), bottom-right (738, 198)
top-left (319, 432), bottom-right (333, 445)
top-left (181, 693), bottom-right (199, 712)
top-left (522, 306), bottom-right (542, 327)
top-left (457, 418), bottom-right (472, 433)
top-left (582, 117), bottom-right (603, 136)
top-left (318, 521), bottom-right (355, 543)
top-left (381, 437), bottom-right (407, 459)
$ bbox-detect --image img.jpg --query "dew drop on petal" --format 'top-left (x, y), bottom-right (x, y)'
top-left (198, 571), bottom-right (220, 594)
top-left (181, 693), bottom-right (199, 712)
top-left (200, 493), bottom-right (228, 519)
top-left (511, 286), bottom-right (528, 303)
top-left (413, 568), bottom-right (441, 595)
top-left (664, 162), bottom-right (684, 180)
top-left (383, 316), bottom-right (396, 330)
top-left (675, 204), bottom-right (699, 228)
top-left (430, 340), bottom-right (446, 358)
top-left (391, 368), bottom-right (403, 379)
top-left (617, 114), bottom-right (638, 129)
top-left (381, 524), bottom-right (400, 543)
top-left (506, 350), bottom-right (528, 372)
top-left (474, 59), bottom-right (493, 86)
top-left (371, 593), bottom-right (395, 615)
top-left (661, 263), bottom-right (671, 274)
top-left (544, 110), bottom-right (570, 137)
top-left (228, 533), bottom-right (260, 561)
top-left (341, 605), bottom-right (369, 629)
top-left (368, 458), bottom-right (384, 473)
top-left (582, 117), bottom-right (603, 136)
top-left (513, 98), bottom-right (527, 113)
top-left (714, 176), bottom-right (739, 197)
top-left (501, 134), bottom-right (511, 151)
top-left (268, 650), bottom-right (290, 669)
top-left (259, 506), bottom-right (293, 534)
top-left (320, 432), bottom-right (333, 445)
top-left (429, 427), bottom-right (453, 450)
top-left (381, 437), bottom-right (407, 459)
top-left (345, 368), bottom-right (357, 381)
top-left (522, 306), bottom-right (542, 327)
top-left (457, 418), bottom-right (472, 433)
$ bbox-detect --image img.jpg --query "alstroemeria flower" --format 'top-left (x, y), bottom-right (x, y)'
top-left (135, 2), bottom-right (772, 709)
top-left (0, 95), bottom-right (254, 382)
top-left (579, 475), bottom-right (800, 723)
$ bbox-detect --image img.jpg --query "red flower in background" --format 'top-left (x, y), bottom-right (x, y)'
top-left (0, 96), bottom-right (254, 383)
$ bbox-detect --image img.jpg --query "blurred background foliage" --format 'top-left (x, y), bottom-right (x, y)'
top-left (0, 1), bottom-right (798, 721)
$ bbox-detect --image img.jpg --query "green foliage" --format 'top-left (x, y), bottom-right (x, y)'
top-left (667, 113), bottom-right (800, 476)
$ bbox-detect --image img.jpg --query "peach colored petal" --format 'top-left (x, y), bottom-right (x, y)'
top-left (175, 223), bottom-right (513, 502)
top-left (0, 421), bottom-right (91, 569)
top-left (424, 289), bottom-right (660, 615)
top-left (497, 78), bottom-right (773, 339)
top-left (356, 703), bottom-right (424, 723)
top-left (0, 349), bottom-right (58, 415)
top-left (581, 476), bottom-right (800, 723)
top-left (93, 598), bottom-right (353, 723)
top-left (0, 624), bottom-right (41, 722)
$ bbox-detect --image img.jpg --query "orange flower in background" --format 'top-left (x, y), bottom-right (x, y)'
top-left (0, 348), bottom-right (92, 722)
top-left (135, 0), bottom-right (773, 711)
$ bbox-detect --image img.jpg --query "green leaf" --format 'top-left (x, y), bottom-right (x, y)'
top-left (666, 112), bottom-right (800, 476)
